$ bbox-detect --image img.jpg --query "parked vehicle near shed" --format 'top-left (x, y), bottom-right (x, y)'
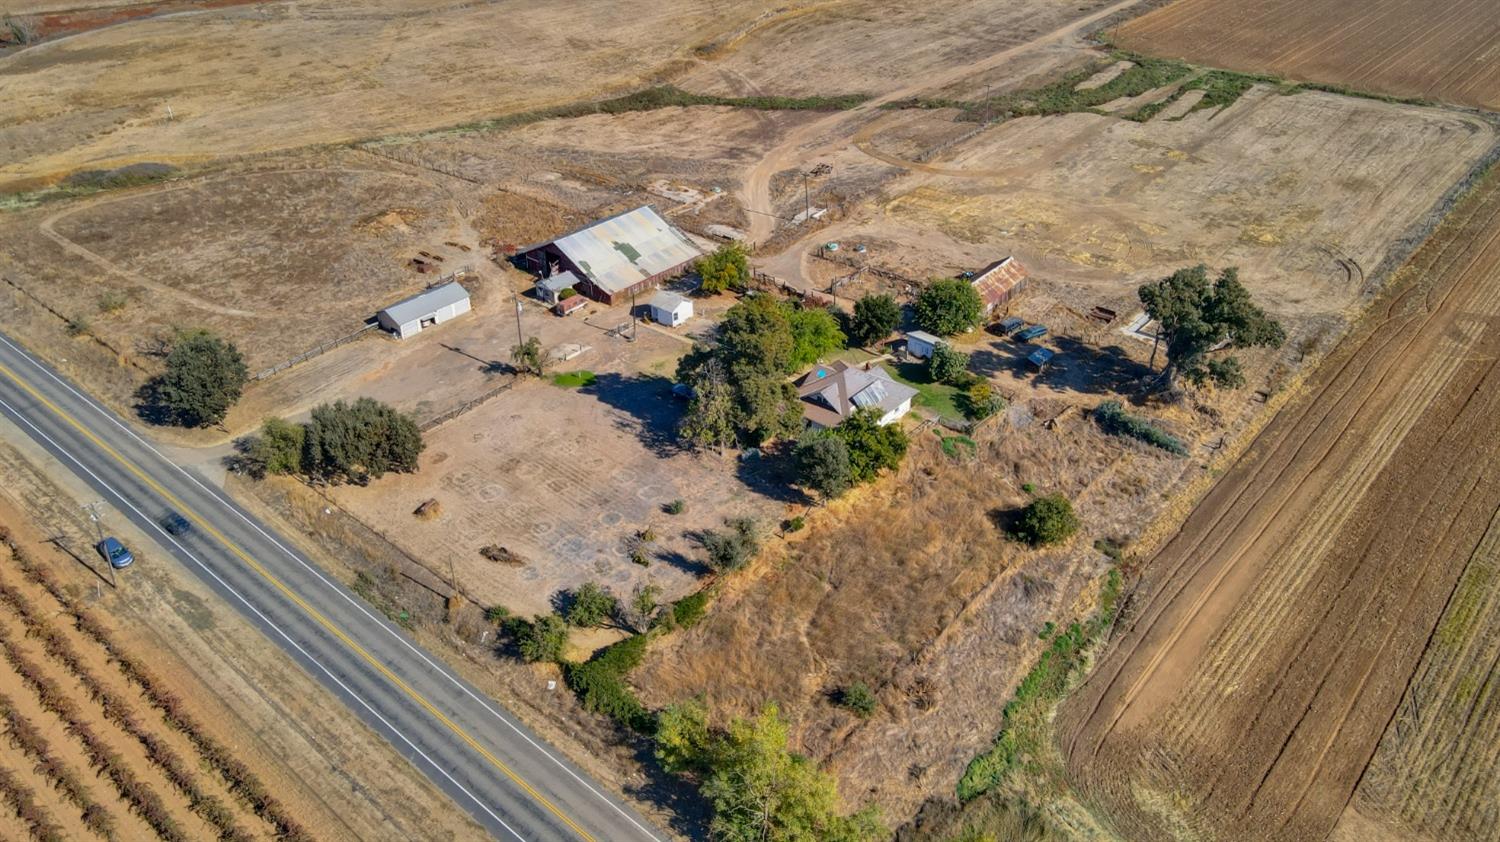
top-left (96, 536), bottom-right (134, 569)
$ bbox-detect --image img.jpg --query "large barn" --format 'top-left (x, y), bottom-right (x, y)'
top-left (970, 256), bottom-right (1030, 317)
top-left (513, 205), bottom-right (702, 305)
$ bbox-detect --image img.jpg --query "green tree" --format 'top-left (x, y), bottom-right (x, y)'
top-left (702, 517), bottom-right (760, 573)
top-left (788, 306), bottom-right (846, 368)
top-left (736, 374), bottom-right (803, 445)
top-left (702, 704), bottom-right (884, 842)
top-left (511, 336), bottom-right (545, 377)
top-left (564, 582), bottom-right (617, 628)
top-left (679, 357), bottom-right (739, 451)
top-left (794, 431), bottom-right (854, 500)
top-left (1010, 493), bottom-right (1080, 546)
top-left (513, 613), bottom-right (568, 663)
top-left (697, 243), bottom-right (750, 295)
top-left (832, 409), bottom-right (908, 483)
top-left (655, 699), bottom-right (713, 774)
top-left (928, 341), bottom-right (971, 384)
top-left (302, 397), bottom-right (424, 483)
top-left (618, 582), bottom-right (662, 633)
top-left (1138, 265), bottom-right (1285, 390)
top-left (847, 294), bottom-right (901, 347)
top-left (149, 330), bottom-right (248, 427)
top-left (719, 294), bottom-right (796, 376)
top-left (914, 278), bottom-right (984, 336)
top-left (250, 416), bottom-right (304, 476)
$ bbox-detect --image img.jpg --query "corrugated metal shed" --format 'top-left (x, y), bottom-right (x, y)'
top-left (971, 256), bottom-right (1030, 314)
top-left (379, 281), bottom-right (469, 325)
top-left (548, 206), bottom-right (701, 295)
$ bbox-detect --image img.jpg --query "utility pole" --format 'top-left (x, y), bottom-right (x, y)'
top-left (511, 291), bottom-right (525, 348)
top-left (83, 502), bottom-right (115, 589)
top-left (802, 171), bottom-right (811, 224)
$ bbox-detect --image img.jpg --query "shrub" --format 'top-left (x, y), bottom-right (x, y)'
top-left (97, 291), bottom-right (128, 313)
top-left (782, 516), bottom-right (805, 533)
top-left (837, 683), bottom-right (877, 717)
top-left (665, 498), bottom-right (686, 515)
top-left (928, 341), bottom-right (971, 384)
top-left (564, 582), bottom-right (617, 628)
top-left (1009, 494), bottom-right (1080, 546)
top-left (670, 589), bottom-right (712, 628)
top-left (848, 294), bottom-right (901, 347)
top-left (64, 315), bottom-right (90, 337)
top-left (617, 583), bottom-right (662, 633)
top-left (485, 605), bottom-right (510, 625)
top-left (146, 329), bottom-right (248, 427)
top-left (962, 381), bottom-right (1006, 421)
top-left (512, 613), bottom-right (568, 662)
top-left (563, 635), bottom-right (651, 732)
top-left (914, 277), bottom-right (984, 336)
top-left (1093, 400), bottom-right (1187, 455)
top-left (702, 517), bottom-right (760, 573)
top-left (250, 416), bottom-right (304, 476)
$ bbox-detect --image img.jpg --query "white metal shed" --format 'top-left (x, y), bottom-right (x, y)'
top-left (377, 282), bottom-right (471, 339)
top-left (905, 330), bottom-right (942, 359)
top-left (648, 290), bottom-right (693, 327)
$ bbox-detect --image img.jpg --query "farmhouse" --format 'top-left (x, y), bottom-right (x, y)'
top-left (796, 361), bottom-right (917, 429)
top-left (905, 330), bottom-right (942, 359)
top-left (513, 205), bottom-right (702, 305)
top-left (376, 281), bottom-right (471, 339)
top-left (648, 290), bottom-right (693, 326)
top-left (970, 256), bottom-right (1029, 317)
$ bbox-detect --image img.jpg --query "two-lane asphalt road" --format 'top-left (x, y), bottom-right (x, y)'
top-left (0, 330), bottom-right (666, 842)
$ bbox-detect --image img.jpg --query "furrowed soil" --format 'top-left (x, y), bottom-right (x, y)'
top-left (1057, 164), bottom-right (1500, 842)
top-left (1112, 0), bottom-right (1500, 111)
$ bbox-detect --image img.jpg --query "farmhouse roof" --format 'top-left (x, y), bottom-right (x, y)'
top-left (796, 361), bottom-right (917, 427)
top-left (529, 205), bottom-right (702, 295)
top-left (378, 281), bottom-right (469, 324)
top-left (538, 271), bottom-right (579, 292)
top-left (971, 256), bottom-right (1029, 308)
top-left (649, 290), bottom-right (690, 311)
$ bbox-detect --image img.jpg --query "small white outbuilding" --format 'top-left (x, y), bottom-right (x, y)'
top-left (648, 290), bottom-right (693, 327)
top-left (905, 330), bottom-right (942, 359)
top-left (377, 281), bottom-right (471, 339)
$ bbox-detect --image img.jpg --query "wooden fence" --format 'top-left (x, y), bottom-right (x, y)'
top-left (250, 323), bottom-right (378, 381)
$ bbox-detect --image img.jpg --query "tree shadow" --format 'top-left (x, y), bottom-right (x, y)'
top-left (580, 372), bottom-right (683, 455)
top-left (987, 506), bottom-right (1025, 540)
top-left (970, 337), bottom-right (1156, 397)
top-left (734, 444), bottom-right (809, 505)
top-left (655, 546), bottom-right (713, 577)
top-left (623, 742), bottom-right (712, 840)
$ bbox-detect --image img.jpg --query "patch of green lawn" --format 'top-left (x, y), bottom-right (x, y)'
top-left (552, 370), bottom-right (597, 388)
top-left (889, 361), bottom-right (964, 421)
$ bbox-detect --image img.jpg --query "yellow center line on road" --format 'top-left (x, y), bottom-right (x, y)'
top-left (0, 360), bottom-right (594, 842)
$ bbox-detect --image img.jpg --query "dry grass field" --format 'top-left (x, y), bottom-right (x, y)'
top-left (828, 86), bottom-right (1494, 330)
top-left (0, 0), bottom-right (789, 188)
top-left (1112, 0), bottom-right (1500, 111)
top-left (1058, 165), bottom-right (1500, 842)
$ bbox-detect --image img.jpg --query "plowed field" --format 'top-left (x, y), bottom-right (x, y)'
top-left (1113, 0), bottom-right (1500, 111)
top-left (1057, 159), bottom-right (1500, 842)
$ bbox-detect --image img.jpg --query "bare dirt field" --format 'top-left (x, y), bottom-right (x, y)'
top-left (1112, 0), bottom-right (1500, 111)
top-left (1057, 165), bottom-right (1500, 842)
top-left (0, 0), bottom-right (789, 188)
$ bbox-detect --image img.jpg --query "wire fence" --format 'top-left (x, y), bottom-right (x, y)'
top-left (418, 376), bottom-right (516, 432)
top-left (250, 323), bottom-right (378, 381)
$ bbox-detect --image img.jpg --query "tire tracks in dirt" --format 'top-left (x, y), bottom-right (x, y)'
top-left (1056, 161), bottom-right (1500, 841)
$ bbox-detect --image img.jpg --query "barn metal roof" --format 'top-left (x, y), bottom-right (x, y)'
top-left (546, 206), bottom-right (702, 295)
top-left (378, 281), bottom-right (469, 325)
top-left (971, 256), bottom-right (1029, 308)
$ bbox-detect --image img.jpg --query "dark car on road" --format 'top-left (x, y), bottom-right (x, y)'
top-left (161, 512), bottom-right (191, 536)
top-left (96, 536), bottom-right (134, 569)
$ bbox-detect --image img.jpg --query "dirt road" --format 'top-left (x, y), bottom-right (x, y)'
top-left (1057, 162), bottom-right (1500, 841)
top-left (739, 0), bottom-right (1147, 244)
